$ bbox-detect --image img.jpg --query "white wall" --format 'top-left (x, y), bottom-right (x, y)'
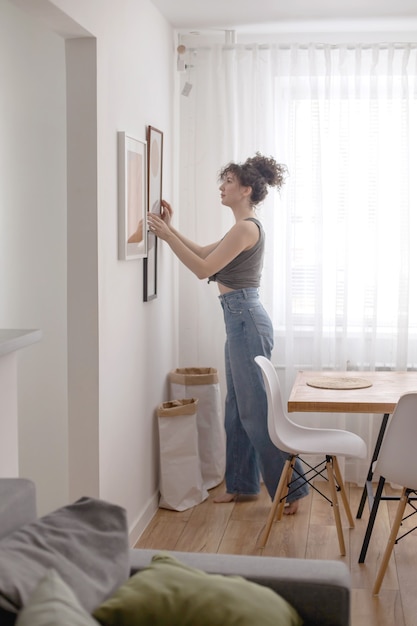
top-left (1, 0), bottom-right (178, 542)
top-left (0, 0), bottom-right (69, 513)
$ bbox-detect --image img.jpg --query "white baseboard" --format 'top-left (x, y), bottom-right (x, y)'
top-left (128, 490), bottom-right (159, 547)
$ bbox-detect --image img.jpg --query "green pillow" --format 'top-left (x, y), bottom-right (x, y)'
top-left (93, 553), bottom-right (303, 626)
top-left (16, 569), bottom-right (100, 626)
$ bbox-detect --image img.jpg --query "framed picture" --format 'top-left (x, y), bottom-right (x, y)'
top-left (117, 131), bottom-right (147, 260)
top-left (147, 125), bottom-right (163, 216)
top-left (143, 125), bottom-right (163, 301)
top-left (143, 231), bottom-right (157, 301)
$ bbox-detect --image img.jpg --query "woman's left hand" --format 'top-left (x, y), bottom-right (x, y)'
top-left (147, 213), bottom-right (171, 241)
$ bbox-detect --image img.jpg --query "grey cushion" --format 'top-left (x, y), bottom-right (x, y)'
top-left (0, 479), bottom-right (37, 541)
top-left (16, 569), bottom-right (101, 626)
top-left (0, 497), bottom-right (130, 616)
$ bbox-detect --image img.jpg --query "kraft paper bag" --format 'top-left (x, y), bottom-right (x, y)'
top-left (169, 368), bottom-right (226, 490)
top-left (157, 399), bottom-right (208, 511)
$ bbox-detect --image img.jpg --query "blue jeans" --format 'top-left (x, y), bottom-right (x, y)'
top-left (219, 288), bottom-right (309, 502)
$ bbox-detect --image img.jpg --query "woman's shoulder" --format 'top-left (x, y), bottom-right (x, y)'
top-left (244, 217), bottom-right (263, 232)
top-left (244, 216), bottom-right (262, 226)
top-left (231, 218), bottom-right (260, 236)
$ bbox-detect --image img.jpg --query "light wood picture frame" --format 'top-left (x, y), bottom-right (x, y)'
top-left (147, 125), bottom-right (163, 216)
top-left (143, 125), bottom-right (163, 300)
top-left (118, 131), bottom-right (147, 260)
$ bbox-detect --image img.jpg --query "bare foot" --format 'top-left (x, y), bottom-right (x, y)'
top-left (283, 500), bottom-right (300, 515)
top-left (213, 492), bottom-right (237, 503)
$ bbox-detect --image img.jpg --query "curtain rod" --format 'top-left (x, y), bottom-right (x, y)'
top-left (185, 42), bottom-right (417, 52)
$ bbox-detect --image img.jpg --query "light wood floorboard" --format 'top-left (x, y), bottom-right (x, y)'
top-left (134, 481), bottom-right (417, 626)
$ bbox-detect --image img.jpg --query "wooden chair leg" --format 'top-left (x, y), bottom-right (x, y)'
top-left (259, 457), bottom-right (293, 548)
top-left (276, 460), bottom-right (295, 521)
top-left (373, 487), bottom-right (409, 595)
top-left (333, 456), bottom-right (355, 528)
top-left (326, 456), bottom-right (346, 556)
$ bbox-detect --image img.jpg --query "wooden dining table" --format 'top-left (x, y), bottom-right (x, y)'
top-left (287, 369), bottom-right (417, 562)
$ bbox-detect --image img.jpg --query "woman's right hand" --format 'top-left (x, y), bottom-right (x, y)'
top-left (160, 199), bottom-right (173, 227)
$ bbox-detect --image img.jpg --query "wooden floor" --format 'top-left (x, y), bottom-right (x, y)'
top-left (135, 480), bottom-right (417, 626)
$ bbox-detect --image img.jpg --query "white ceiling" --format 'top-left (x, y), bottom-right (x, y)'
top-left (150, 0), bottom-right (417, 33)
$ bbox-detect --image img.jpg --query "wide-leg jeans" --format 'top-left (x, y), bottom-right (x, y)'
top-left (219, 288), bottom-right (309, 502)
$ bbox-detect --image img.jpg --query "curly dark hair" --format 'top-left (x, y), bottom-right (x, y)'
top-left (219, 152), bottom-right (288, 206)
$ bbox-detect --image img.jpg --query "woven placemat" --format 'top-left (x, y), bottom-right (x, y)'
top-left (306, 376), bottom-right (373, 390)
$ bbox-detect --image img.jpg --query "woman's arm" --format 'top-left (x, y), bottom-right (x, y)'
top-left (168, 224), bottom-right (220, 258)
top-left (158, 200), bottom-right (219, 258)
top-left (148, 212), bottom-right (258, 280)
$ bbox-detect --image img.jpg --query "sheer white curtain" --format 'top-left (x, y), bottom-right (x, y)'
top-left (179, 43), bottom-right (417, 482)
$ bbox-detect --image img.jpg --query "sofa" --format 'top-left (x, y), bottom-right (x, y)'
top-left (0, 478), bottom-right (351, 626)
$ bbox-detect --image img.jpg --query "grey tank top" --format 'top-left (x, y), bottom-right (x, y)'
top-left (207, 217), bottom-right (264, 289)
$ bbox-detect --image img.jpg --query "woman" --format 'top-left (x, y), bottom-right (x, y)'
top-left (147, 153), bottom-right (308, 512)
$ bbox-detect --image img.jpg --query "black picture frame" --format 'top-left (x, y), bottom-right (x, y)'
top-left (143, 231), bottom-right (157, 301)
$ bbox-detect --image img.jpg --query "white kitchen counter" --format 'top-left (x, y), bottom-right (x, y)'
top-left (0, 329), bottom-right (42, 476)
top-left (0, 329), bottom-right (42, 356)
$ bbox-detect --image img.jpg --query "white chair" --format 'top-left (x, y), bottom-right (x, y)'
top-left (371, 392), bottom-right (417, 595)
top-left (255, 356), bottom-right (367, 556)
